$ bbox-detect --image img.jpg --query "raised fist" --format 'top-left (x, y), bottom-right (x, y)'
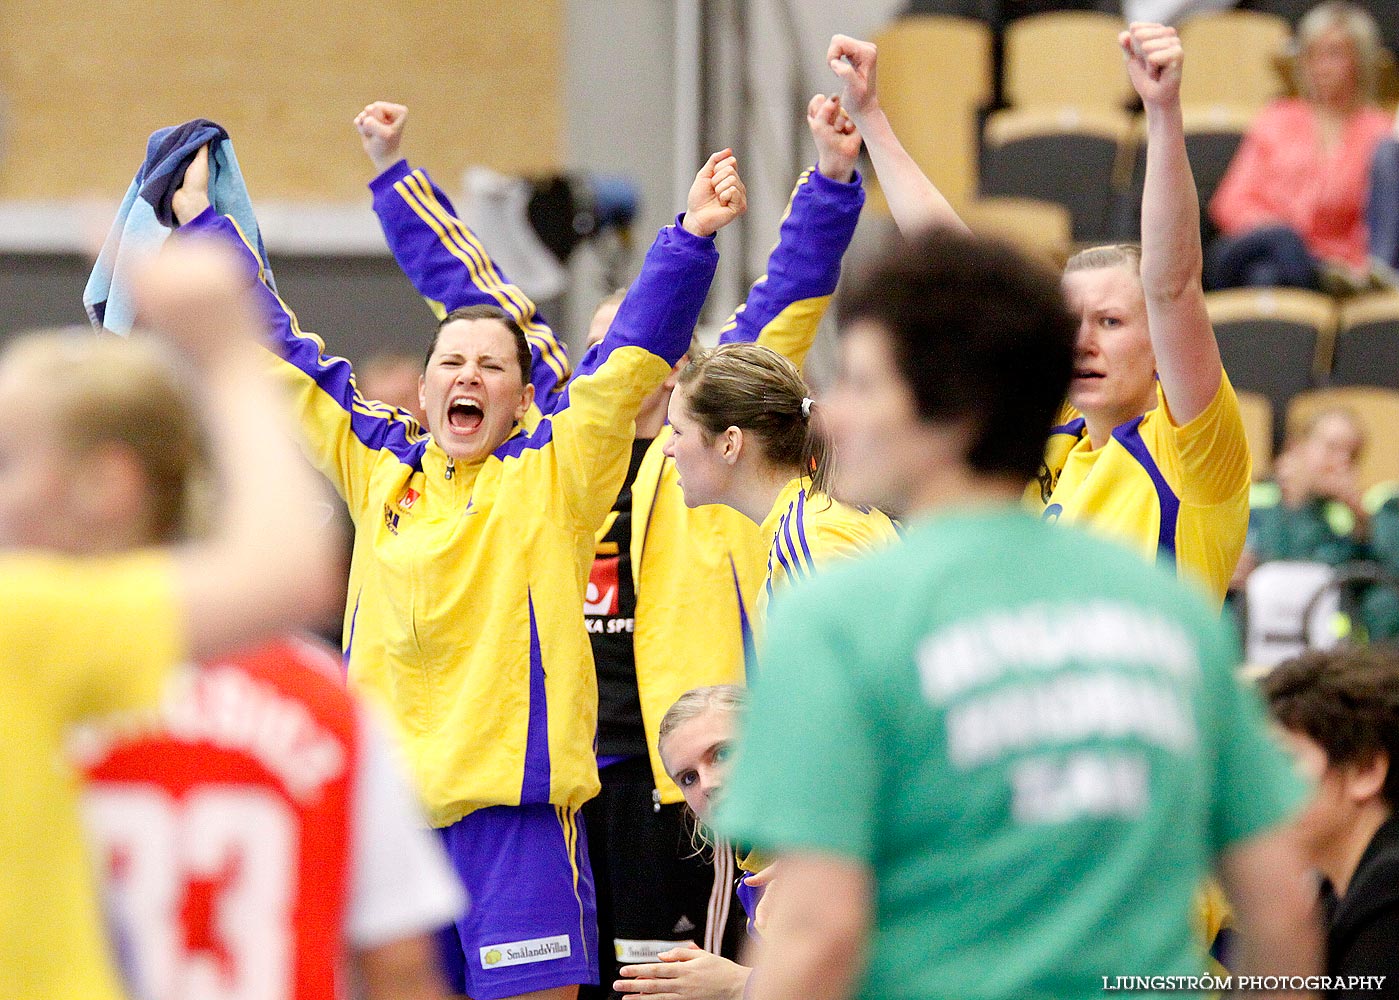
top-left (827, 34), bottom-right (879, 119)
top-left (1120, 22), bottom-right (1183, 109)
top-left (683, 149), bottom-right (748, 238)
top-left (354, 101), bottom-right (409, 174)
top-left (808, 93), bottom-right (861, 183)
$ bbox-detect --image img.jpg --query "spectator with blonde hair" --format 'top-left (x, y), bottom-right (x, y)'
top-left (1235, 407), bottom-right (1399, 646)
top-left (1239, 407), bottom-right (1370, 584)
top-left (1209, 1), bottom-right (1393, 291)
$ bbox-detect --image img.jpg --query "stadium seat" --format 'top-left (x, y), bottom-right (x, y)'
top-left (980, 107), bottom-right (1132, 242)
top-left (1178, 11), bottom-right (1291, 112)
top-left (900, 0), bottom-right (996, 19)
top-left (1287, 386), bottom-right (1399, 493)
top-left (1113, 105), bottom-right (1253, 242)
top-left (959, 196), bottom-right (1072, 266)
top-left (872, 16), bottom-right (994, 212)
top-left (1002, 11), bottom-right (1132, 111)
top-left (1237, 390), bottom-right (1275, 481)
top-left (1205, 286), bottom-right (1335, 447)
top-left (1332, 292), bottom-right (1399, 390)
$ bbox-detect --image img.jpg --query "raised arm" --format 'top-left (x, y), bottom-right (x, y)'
top-left (716, 94), bottom-right (865, 368)
top-left (826, 34), bottom-right (968, 238)
top-left (1128, 22), bottom-right (1223, 425)
top-left (540, 151), bottom-right (742, 531)
top-left (357, 102), bottom-right (571, 406)
top-left (135, 243), bottom-right (345, 660)
top-left (174, 147), bottom-right (418, 518)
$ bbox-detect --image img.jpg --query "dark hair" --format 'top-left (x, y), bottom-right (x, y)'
top-left (838, 227), bottom-right (1076, 481)
top-left (427, 305), bottom-right (532, 382)
top-left (1263, 647), bottom-right (1399, 807)
top-left (675, 343), bottom-right (834, 496)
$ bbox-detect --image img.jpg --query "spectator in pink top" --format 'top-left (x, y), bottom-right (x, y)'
top-left (1207, 1), bottom-right (1391, 291)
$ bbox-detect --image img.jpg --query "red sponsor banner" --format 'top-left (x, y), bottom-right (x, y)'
top-left (585, 555), bottom-right (620, 616)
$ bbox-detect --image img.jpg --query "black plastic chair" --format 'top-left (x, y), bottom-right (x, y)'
top-left (1333, 293), bottom-right (1399, 391)
top-left (980, 107), bottom-right (1131, 243)
top-left (1205, 287), bottom-right (1334, 449)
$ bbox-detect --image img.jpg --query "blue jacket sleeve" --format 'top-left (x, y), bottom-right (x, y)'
top-left (717, 167), bottom-right (864, 368)
top-left (578, 216), bottom-right (717, 373)
top-left (504, 218), bottom-right (718, 532)
top-left (179, 207), bottom-right (425, 519)
top-left (370, 159), bottom-right (572, 409)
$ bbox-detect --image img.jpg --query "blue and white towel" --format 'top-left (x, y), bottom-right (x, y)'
top-left (84, 119), bottom-right (274, 334)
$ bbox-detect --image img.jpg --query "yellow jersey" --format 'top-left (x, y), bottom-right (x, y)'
top-left (372, 162), bottom-right (866, 803)
top-left (1028, 374), bottom-right (1250, 607)
top-left (0, 552), bottom-right (181, 999)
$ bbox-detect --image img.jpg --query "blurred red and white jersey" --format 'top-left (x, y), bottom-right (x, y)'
top-left (70, 635), bottom-right (463, 1000)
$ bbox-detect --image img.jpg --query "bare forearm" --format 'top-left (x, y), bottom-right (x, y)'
top-left (370, 148), bottom-right (399, 176)
top-left (1140, 100), bottom-right (1203, 302)
top-left (747, 929), bottom-right (862, 1000)
top-left (1138, 94), bottom-right (1221, 417)
top-left (1228, 905), bottom-right (1323, 1000)
top-left (854, 107), bottom-right (969, 237)
top-left (356, 935), bottom-right (448, 1000)
top-left (1220, 830), bottom-right (1325, 1000)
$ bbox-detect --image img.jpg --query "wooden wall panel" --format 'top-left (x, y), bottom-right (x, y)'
top-left (0, 0), bottom-right (561, 199)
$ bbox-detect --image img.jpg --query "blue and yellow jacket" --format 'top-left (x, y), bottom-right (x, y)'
top-left (756, 476), bottom-right (898, 624)
top-left (373, 162), bottom-right (864, 802)
top-left (183, 203), bottom-right (718, 827)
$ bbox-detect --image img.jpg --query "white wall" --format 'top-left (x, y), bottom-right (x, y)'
top-left (735, 0), bottom-right (904, 272)
top-left (562, 0), bottom-right (903, 355)
top-left (561, 0), bottom-right (678, 348)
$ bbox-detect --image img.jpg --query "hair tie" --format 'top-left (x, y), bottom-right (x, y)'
top-left (801, 397), bottom-right (814, 420)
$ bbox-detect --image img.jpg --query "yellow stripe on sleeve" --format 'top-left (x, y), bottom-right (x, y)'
top-left (399, 173), bottom-right (571, 385)
top-left (716, 169), bottom-right (813, 338)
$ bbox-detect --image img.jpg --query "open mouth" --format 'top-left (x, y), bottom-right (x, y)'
top-left (447, 398), bottom-right (484, 434)
top-left (1072, 370), bottom-right (1105, 381)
